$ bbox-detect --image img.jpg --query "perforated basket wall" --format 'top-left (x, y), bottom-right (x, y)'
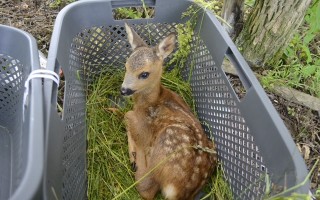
top-left (180, 37), bottom-right (268, 198)
top-left (45, 0), bottom-right (309, 199)
top-left (0, 25), bottom-right (44, 200)
top-left (0, 53), bottom-right (26, 200)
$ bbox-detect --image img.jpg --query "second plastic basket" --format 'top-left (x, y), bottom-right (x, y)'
top-left (0, 25), bottom-right (44, 200)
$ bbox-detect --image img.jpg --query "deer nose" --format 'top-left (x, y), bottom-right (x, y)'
top-left (121, 87), bottom-right (135, 96)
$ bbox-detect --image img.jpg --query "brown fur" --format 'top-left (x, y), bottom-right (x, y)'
top-left (122, 23), bottom-right (217, 200)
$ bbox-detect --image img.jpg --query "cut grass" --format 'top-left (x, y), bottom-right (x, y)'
top-left (86, 69), bottom-right (139, 200)
top-left (86, 67), bottom-right (233, 200)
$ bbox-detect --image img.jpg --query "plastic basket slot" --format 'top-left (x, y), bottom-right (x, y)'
top-left (113, 6), bottom-right (155, 20)
top-left (222, 56), bottom-right (247, 100)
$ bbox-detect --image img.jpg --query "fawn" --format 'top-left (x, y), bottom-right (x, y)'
top-left (121, 23), bottom-right (217, 200)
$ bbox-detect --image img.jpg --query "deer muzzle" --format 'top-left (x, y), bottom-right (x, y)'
top-left (121, 87), bottom-right (135, 96)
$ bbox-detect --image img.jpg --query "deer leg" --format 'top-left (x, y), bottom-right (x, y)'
top-left (125, 111), bottom-right (140, 171)
top-left (137, 178), bottom-right (159, 200)
top-left (135, 163), bottom-right (159, 200)
top-left (127, 130), bottom-right (137, 171)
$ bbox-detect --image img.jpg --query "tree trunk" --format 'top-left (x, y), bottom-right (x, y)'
top-left (236, 0), bottom-right (312, 67)
top-left (221, 0), bottom-right (245, 39)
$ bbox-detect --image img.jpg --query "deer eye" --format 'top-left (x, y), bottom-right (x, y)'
top-left (138, 72), bottom-right (150, 79)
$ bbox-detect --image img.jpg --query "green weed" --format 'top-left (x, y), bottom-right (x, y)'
top-left (114, 8), bottom-right (144, 19)
top-left (262, 0), bottom-right (320, 97)
top-left (245, 0), bottom-right (255, 7)
top-left (167, 12), bottom-right (196, 71)
top-left (194, 0), bottom-right (222, 15)
top-left (113, 0), bottom-right (153, 19)
top-left (315, 188), bottom-right (320, 199)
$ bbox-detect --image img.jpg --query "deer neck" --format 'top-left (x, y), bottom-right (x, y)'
top-left (133, 81), bottom-right (162, 109)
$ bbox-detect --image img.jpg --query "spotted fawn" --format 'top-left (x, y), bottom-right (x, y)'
top-left (121, 23), bottom-right (217, 200)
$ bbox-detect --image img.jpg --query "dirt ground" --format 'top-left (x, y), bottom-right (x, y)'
top-left (1, 0), bottom-right (319, 194)
top-left (0, 0), bottom-right (59, 54)
top-left (269, 92), bottom-right (320, 190)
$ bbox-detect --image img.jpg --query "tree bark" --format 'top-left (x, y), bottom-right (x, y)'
top-left (236, 0), bottom-right (312, 67)
top-left (221, 0), bottom-right (245, 39)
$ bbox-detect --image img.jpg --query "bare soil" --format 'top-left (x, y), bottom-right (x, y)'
top-left (0, 0), bottom-right (59, 54)
top-left (1, 0), bottom-right (319, 193)
top-left (268, 91), bottom-right (320, 190)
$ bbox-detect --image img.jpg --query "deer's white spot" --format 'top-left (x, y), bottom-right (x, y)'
top-left (183, 148), bottom-right (190, 156)
top-left (172, 139), bottom-right (178, 144)
top-left (169, 123), bottom-right (189, 130)
top-left (196, 156), bottom-right (202, 164)
top-left (165, 146), bottom-right (173, 152)
top-left (182, 134), bottom-right (190, 142)
top-left (166, 128), bottom-right (174, 135)
top-left (165, 139), bottom-right (172, 146)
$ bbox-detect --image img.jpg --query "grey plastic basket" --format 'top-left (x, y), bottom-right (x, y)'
top-left (44, 0), bottom-right (310, 199)
top-left (0, 25), bottom-right (44, 200)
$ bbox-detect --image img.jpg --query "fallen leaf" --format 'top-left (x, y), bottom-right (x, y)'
top-left (302, 144), bottom-right (311, 160)
top-left (297, 144), bottom-right (311, 160)
top-left (105, 107), bottom-right (120, 113)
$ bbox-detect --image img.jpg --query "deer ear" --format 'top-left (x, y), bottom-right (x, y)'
top-left (125, 23), bottom-right (147, 50)
top-left (156, 33), bottom-right (176, 59)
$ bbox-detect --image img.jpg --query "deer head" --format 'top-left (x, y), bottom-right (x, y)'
top-left (120, 23), bottom-right (176, 97)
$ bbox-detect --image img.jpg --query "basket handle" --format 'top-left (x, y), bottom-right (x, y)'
top-left (111, 0), bottom-right (156, 8)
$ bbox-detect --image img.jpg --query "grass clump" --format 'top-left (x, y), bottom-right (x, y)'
top-left (261, 0), bottom-right (320, 97)
top-left (86, 69), bottom-right (140, 199)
